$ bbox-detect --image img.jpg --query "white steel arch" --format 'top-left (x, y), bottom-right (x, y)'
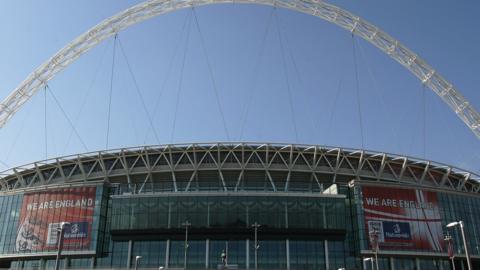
top-left (1, 0), bottom-right (479, 138)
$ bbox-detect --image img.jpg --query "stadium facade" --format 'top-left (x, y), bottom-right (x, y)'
top-left (0, 142), bottom-right (479, 270)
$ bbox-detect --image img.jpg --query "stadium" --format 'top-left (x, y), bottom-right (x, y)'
top-left (0, 143), bottom-right (479, 270)
top-left (1, 1), bottom-right (480, 270)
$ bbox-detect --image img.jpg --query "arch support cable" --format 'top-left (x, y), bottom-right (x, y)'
top-left (0, 0), bottom-right (478, 140)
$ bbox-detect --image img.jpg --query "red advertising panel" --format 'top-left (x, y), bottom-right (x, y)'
top-left (362, 186), bottom-right (444, 251)
top-left (16, 186), bottom-right (97, 252)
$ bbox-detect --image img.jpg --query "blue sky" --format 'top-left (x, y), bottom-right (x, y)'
top-left (0, 0), bottom-right (479, 174)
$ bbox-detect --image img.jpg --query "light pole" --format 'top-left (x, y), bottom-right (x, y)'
top-left (447, 221), bottom-right (472, 270)
top-left (444, 234), bottom-right (456, 270)
top-left (182, 221), bottom-right (191, 269)
top-left (368, 229), bottom-right (380, 270)
top-left (134, 255), bottom-right (142, 270)
top-left (364, 257), bottom-right (374, 270)
top-left (54, 222), bottom-right (70, 270)
top-left (251, 222), bottom-right (261, 270)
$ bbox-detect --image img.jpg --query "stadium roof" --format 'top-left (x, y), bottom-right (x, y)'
top-left (0, 142), bottom-right (478, 194)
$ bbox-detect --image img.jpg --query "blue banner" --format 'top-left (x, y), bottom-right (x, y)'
top-left (63, 222), bottom-right (89, 239)
top-left (382, 221), bottom-right (411, 240)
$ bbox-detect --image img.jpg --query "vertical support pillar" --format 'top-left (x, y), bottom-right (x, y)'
top-left (168, 203), bottom-right (172, 228)
top-left (205, 239), bottom-right (210, 269)
top-left (415, 258), bottom-right (420, 270)
top-left (64, 257), bottom-right (70, 269)
top-left (207, 203), bottom-right (210, 227)
top-left (285, 204), bottom-right (289, 228)
top-left (246, 239), bottom-right (250, 270)
top-left (40, 258), bottom-right (45, 270)
top-left (390, 257), bottom-right (394, 270)
top-left (286, 239), bottom-right (290, 270)
top-left (324, 240), bottom-right (329, 270)
top-left (165, 239), bottom-right (170, 268)
top-left (323, 203), bottom-right (328, 270)
top-left (127, 240), bottom-right (133, 268)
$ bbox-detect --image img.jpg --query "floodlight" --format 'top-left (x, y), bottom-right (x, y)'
top-left (447, 221), bottom-right (459, 228)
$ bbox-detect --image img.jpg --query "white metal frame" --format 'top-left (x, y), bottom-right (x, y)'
top-left (0, 142), bottom-right (478, 194)
top-left (0, 0), bottom-right (479, 139)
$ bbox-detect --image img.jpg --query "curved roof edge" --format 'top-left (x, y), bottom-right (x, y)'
top-left (0, 142), bottom-right (478, 194)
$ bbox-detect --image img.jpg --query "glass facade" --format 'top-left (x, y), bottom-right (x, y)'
top-left (209, 240), bottom-right (246, 268)
top-left (1, 182), bottom-right (480, 269)
top-left (99, 194), bottom-right (349, 269)
top-left (438, 192), bottom-right (480, 256)
top-left (111, 195), bottom-right (346, 231)
top-left (0, 193), bottom-right (22, 254)
top-left (95, 239), bottom-right (341, 270)
top-left (289, 240), bottom-right (325, 269)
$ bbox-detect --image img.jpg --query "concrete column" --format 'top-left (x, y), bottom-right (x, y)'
top-left (39, 258), bottom-right (46, 270)
top-left (207, 204), bottom-right (210, 227)
top-left (246, 239), bottom-right (250, 269)
top-left (285, 204), bottom-right (289, 228)
top-left (127, 240), bottom-right (133, 268)
top-left (324, 240), bottom-right (329, 270)
top-left (165, 239), bottom-right (170, 268)
top-left (206, 239), bottom-right (210, 269)
top-left (286, 239), bottom-right (290, 270)
top-left (323, 202), bottom-right (328, 270)
top-left (168, 203), bottom-right (172, 228)
top-left (64, 257), bottom-right (70, 269)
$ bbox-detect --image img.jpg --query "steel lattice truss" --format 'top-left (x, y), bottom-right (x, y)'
top-left (0, 0), bottom-right (479, 138)
top-left (0, 143), bottom-right (478, 194)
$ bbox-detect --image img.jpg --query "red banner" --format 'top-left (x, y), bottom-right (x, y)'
top-left (16, 186), bottom-right (96, 252)
top-left (362, 186), bottom-right (444, 251)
